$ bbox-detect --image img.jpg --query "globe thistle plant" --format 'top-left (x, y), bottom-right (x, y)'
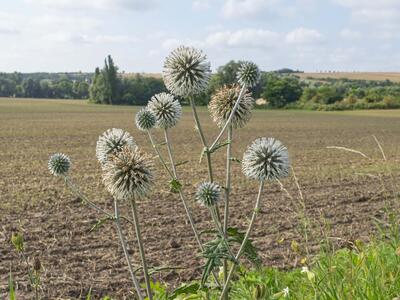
top-left (163, 46), bottom-right (211, 97)
top-left (48, 153), bottom-right (71, 176)
top-left (96, 128), bottom-right (136, 164)
top-left (209, 84), bottom-right (254, 129)
top-left (196, 182), bottom-right (221, 207)
top-left (135, 108), bottom-right (156, 131)
top-left (102, 145), bottom-right (154, 200)
top-left (237, 61), bottom-right (260, 87)
top-left (242, 137), bottom-right (290, 181)
top-left (147, 92), bottom-right (182, 129)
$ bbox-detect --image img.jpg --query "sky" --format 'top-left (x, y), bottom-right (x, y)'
top-left (1, 0), bottom-right (400, 73)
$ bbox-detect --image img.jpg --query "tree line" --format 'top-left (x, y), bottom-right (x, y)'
top-left (2, 56), bottom-right (400, 110)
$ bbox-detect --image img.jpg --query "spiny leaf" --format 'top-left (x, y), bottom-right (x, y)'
top-left (169, 282), bottom-right (201, 299)
top-left (175, 160), bottom-right (189, 167)
top-left (229, 157), bottom-right (242, 163)
top-left (89, 217), bottom-right (113, 233)
top-left (209, 140), bottom-right (231, 154)
top-left (227, 227), bottom-right (261, 267)
top-left (169, 179), bottom-right (183, 194)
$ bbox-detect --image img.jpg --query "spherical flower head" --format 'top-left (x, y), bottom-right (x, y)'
top-left (163, 46), bottom-right (211, 97)
top-left (48, 153), bottom-right (71, 176)
top-left (237, 61), bottom-right (260, 87)
top-left (242, 137), bottom-right (290, 181)
top-left (135, 108), bottom-right (156, 131)
top-left (196, 182), bottom-right (221, 207)
top-left (147, 93), bottom-right (182, 129)
top-left (209, 84), bottom-right (254, 129)
top-left (102, 145), bottom-right (154, 200)
top-left (96, 128), bottom-right (136, 164)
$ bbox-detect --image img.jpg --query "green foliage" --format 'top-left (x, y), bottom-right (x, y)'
top-left (11, 232), bottom-right (24, 252)
top-left (9, 270), bottom-right (16, 300)
top-left (261, 73), bottom-right (303, 108)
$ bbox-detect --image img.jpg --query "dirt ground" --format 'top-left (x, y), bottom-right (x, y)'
top-left (1, 99), bottom-right (399, 299)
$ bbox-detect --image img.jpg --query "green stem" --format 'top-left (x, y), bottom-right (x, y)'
top-left (130, 197), bottom-right (153, 300)
top-left (222, 125), bottom-right (233, 293)
top-left (189, 97), bottom-right (214, 182)
top-left (219, 181), bottom-right (265, 300)
top-left (113, 199), bottom-right (144, 300)
top-left (162, 128), bottom-right (221, 287)
top-left (210, 85), bottom-right (246, 151)
top-left (210, 206), bottom-right (236, 260)
top-left (147, 130), bottom-right (174, 178)
top-left (64, 176), bottom-right (134, 226)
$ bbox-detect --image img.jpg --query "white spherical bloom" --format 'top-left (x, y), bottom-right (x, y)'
top-left (96, 128), bottom-right (136, 164)
top-left (135, 108), bottom-right (156, 131)
top-left (102, 146), bottom-right (154, 200)
top-left (242, 137), bottom-right (290, 181)
top-left (147, 93), bottom-right (182, 129)
top-left (163, 46), bottom-right (211, 97)
top-left (48, 153), bottom-right (71, 176)
top-left (196, 182), bottom-right (221, 207)
top-left (237, 61), bottom-right (260, 87)
top-left (208, 84), bottom-right (254, 129)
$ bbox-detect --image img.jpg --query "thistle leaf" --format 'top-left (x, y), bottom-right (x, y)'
top-left (170, 179), bottom-right (183, 193)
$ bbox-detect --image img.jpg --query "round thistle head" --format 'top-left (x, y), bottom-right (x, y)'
top-left (237, 61), bottom-right (260, 87)
top-left (102, 145), bottom-right (154, 200)
top-left (196, 182), bottom-right (221, 207)
top-left (135, 108), bottom-right (156, 131)
top-left (209, 84), bottom-right (254, 129)
top-left (48, 153), bottom-right (71, 176)
top-left (96, 128), bottom-right (136, 164)
top-left (147, 92), bottom-right (182, 129)
top-left (242, 137), bottom-right (290, 181)
top-left (163, 46), bottom-right (211, 97)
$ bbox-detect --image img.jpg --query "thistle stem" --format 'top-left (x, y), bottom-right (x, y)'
top-left (113, 199), bottom-right (144, 300)
top-left (210, 206), bottom-right (236, 260)
top-left (189, 97), bottom-right (214, 182)
top-left (219, 181), bottom-right (265, 300)
top-left (130, 197), bottom-right (153, 300)
top-left (222, 125), bottom-right (233, 293)
top-left (162, 128), bottom-right (221, 287)
top-left (210, 85), bottom-right (246, 151)
top-left (64, 176), bottom-right (134, 226)
top-left (147, 130), bottom-right (174, 178)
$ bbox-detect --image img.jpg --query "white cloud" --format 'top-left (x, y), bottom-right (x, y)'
top-left (31, 15), bottom-right (101, 31)
top-left (222, 0), bottom-right (274, 18)
top-left (192, 0), bottom-right (211, 11)
top-left (339, 28), bottom-right (361, 39)
top-left (26, 0), bottom-right (156, 11)
top-left (285, 27), bottom-right (323, 44)
top-left (42, 32), bottom-right (137, 44)
top-left (205, 29), bottom-right (280, 48)
top-left (334, 0), bottom-right (400, 28)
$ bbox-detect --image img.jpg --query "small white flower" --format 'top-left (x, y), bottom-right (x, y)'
top-left (147, 93), bottom-right (182, 129)
top-left (283, 287), bottom-right (289, 297)
top-left (48, 153), bottom-right (71, 176)
top-left (301, 266), bottom-right (309, 273)
top-left (242, 137), bottom-right (290, 181)
top-left (163, 46), bottom-right (211, 97)
top-left (96, 128), bottom-right (136, 164)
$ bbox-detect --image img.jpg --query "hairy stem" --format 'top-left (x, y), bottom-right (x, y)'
top-left (219, 181), bottom-right (265, 299)
top-left (130, 197), bottom-right (153, 300)
top-left (210, 85), bottom-right (246, 151)
top-left (113, 199), bottom-right (144, 300)
top-left (210, 206), bottom-right (236, 260)
top-left (162, 128), bottom-right (221, 287)
top-left (222, 124), bottom-right (233, 293)
top-left (64, 176), bottom-right (134, 225)
top-left (189, 97), bottom-right (214, 182)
